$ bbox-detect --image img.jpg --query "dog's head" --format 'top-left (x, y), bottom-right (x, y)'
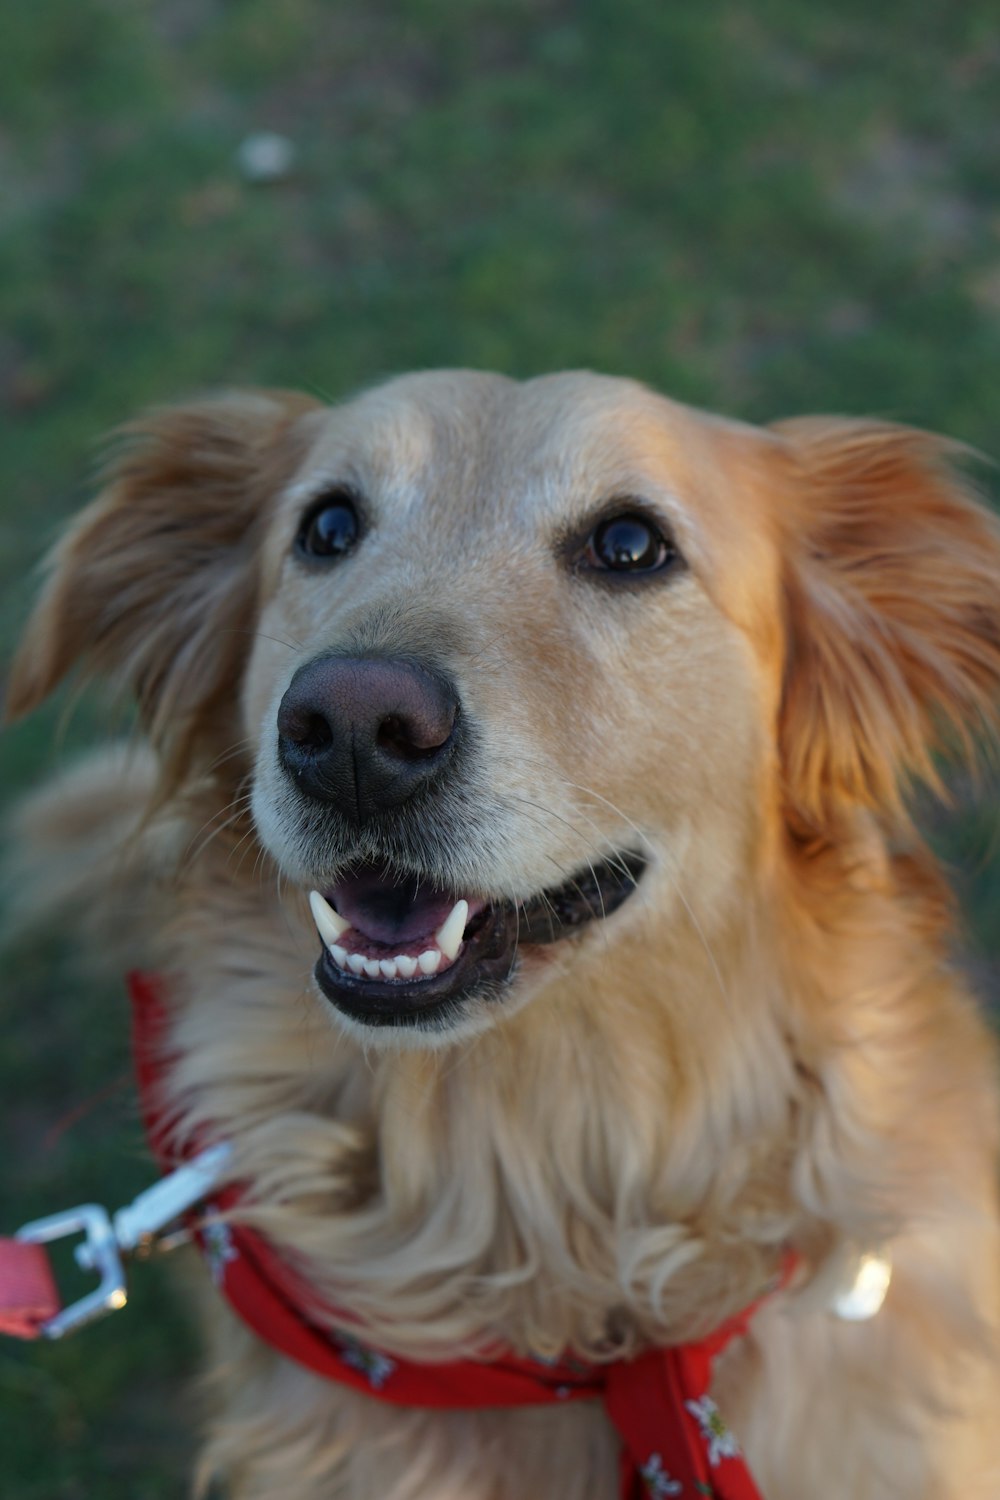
top-left (9, 372), bottom-right (1000, 1044)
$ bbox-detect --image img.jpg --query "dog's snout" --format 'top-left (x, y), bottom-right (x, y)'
top-left (277, 655), bottom-right (459, 819)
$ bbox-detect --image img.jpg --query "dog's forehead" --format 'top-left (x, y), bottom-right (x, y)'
top-left (293, 372), bottom-right (738, 523)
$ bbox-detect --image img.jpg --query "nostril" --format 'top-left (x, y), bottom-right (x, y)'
top-left (377, 714), bottom-right (438, 762)
top-left (376, 706), bottom-right (457, 763)
top-left (297, 711), bottom-right (334, 752)
top-left (377, 714), bottom-right (418, 762)
top-left (277, 700), bottom-right (334, 752)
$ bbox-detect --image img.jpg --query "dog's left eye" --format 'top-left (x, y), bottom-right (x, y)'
top-left (581, 513), bottom-right (678, 575)
top-left (296, 493), bottom-right (362, 559)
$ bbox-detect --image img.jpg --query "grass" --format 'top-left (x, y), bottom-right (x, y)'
top-left (2, 1), bottom-right (999, 1492)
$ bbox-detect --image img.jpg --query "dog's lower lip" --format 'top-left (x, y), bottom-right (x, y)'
top-left (311, 850), bottom-right (647, 1026)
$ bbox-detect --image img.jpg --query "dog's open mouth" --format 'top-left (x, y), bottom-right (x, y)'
top-left (308, 851), bottom-right (647, 1027)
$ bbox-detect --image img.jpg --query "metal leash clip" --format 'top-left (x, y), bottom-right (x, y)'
top-left (14, 1142), bottom-right (231, 1339)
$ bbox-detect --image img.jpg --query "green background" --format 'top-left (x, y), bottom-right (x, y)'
top-left (2, 2), bottom-right (999, 1493)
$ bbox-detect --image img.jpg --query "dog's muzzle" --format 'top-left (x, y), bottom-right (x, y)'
top-left (276, 652), bottom-right (648, 1030)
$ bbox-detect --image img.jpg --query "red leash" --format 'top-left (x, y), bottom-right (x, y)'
top-left (0, 1239), bottom-right (60, 1339)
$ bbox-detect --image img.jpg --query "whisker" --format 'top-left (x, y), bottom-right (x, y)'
top-left (504, 773), bottom-right (731, 1013)
top-left (507, 807), bottom-right (608, 927)
top-left (223, 628), bottom-right (308, 654)
top-left (250, 841), bottom-right (273, 887)
top-left (561, 779), bottom-right (731, 1012)
top-left (180, 792), bottom-right (255, 871)
top-left (205, 738), bottom-right (256, 776)
top-left (225, 823), bottom-right (260, 878)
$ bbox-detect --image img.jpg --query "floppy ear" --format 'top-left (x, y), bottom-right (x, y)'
top-left (774, 417), bottom-right (1000, 833)
top-left (6, 390), bottom-right (320, 784)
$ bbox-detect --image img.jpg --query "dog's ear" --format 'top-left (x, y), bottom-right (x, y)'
top-left (6, 390), bottom-right (320, 783)
top-left (773, 417), bottom-right (1000, 833)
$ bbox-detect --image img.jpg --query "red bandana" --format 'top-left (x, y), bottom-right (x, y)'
top-left (131, 971), bottom-right (785, 1500)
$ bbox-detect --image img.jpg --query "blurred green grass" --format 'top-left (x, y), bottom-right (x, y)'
top-left (2, 0), bottom-right (999, 1492)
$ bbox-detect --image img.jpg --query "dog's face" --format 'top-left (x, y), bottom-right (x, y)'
top-left (9, 371), bottom-right (1000, 1046)
top-left (246, 372), bottom-right (780, 1038)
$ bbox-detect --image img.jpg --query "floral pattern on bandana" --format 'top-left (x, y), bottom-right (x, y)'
top-left (640, 1452), bottom-right (684, 1495)
top-left (201, 1213), bottom-right (238, 1287)
top-left (334, 1331), bottom-right (397, 1390)
top-left (684, 1396), bottom-right (741, 1467)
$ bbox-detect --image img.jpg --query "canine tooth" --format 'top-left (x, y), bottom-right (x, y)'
top-left (309, 890), bottom-right (349, 947)
top-left (363, 958), bottom-right (382, 979)
top-left (379, 958), bottom-right (398, 980)
top-left (331, 944), bottom-right (349, 969)
top-left (434, 899), bottom-right (469, 962)
top-left (417, 949), bottom-right (441, 975)
top-left (396, 955), bottom-right (418, 978)
top-left (348, 953), bottom-right (367, 975)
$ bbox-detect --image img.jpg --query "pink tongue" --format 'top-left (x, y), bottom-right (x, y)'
top-left (330, 866), bottom-right (458, 947)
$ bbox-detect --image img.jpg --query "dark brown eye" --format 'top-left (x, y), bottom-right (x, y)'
top-left (584, 514), bottom-right (677, 574)
top-left (296, 492), bottom-right (361, 559)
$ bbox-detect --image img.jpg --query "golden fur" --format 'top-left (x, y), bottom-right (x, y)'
top-left (7, 371), bottom-right (1000, 1498)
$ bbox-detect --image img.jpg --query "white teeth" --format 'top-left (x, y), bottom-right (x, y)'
top-left (311, 890), bottom-right (469, 984)
top-left (434, 899), bottom-right (469, 962)
top-left (309, 890), bottom-right (349, 947)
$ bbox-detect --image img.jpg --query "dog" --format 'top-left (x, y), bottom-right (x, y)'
top-left (6, 370), bottom-right (1000, 1499)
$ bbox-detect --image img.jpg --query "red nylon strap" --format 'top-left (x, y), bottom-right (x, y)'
top-left (131, 969), bottom-right (775, 1498)
top-left (0, 1238), bottom-right (61, 1339)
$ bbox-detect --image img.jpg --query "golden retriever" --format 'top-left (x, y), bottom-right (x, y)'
top-left (7, 371), bottom-right (1000, 1499)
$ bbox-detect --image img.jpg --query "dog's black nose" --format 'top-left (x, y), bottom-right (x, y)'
top-left (277, 655), bottom-right (460, 819)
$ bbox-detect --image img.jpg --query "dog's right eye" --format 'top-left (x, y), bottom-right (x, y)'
top-left (296, 493), bottom-right (362, 560)
top-left (573, 511), bottom-right (681, 579)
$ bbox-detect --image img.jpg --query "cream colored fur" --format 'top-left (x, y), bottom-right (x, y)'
top-left (7, 372), bottom-right (1000, 1498)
